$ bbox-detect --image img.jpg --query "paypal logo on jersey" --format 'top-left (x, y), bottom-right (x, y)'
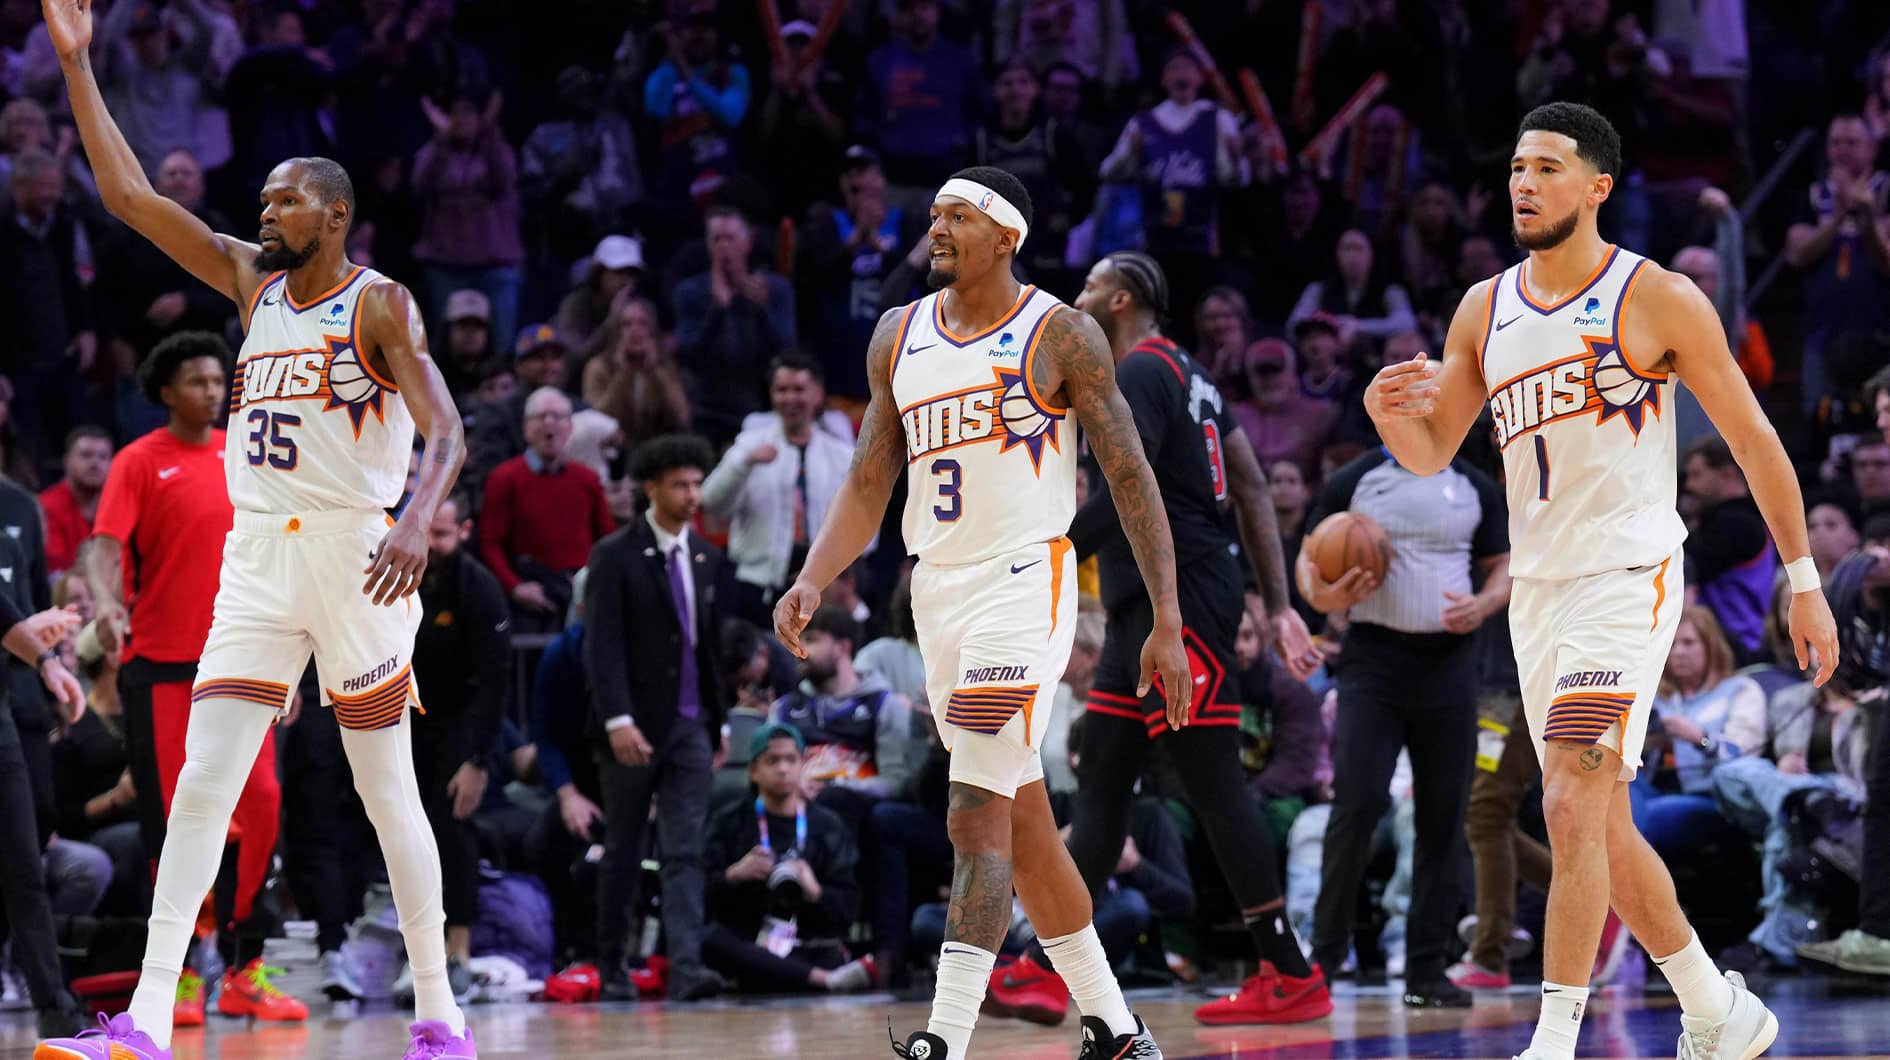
top-left (319, 302), bottom-right (350, 328)
top-left (1572, 295), bottom-right (1609, 328)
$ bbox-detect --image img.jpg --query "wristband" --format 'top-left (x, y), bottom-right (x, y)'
top-left (1784, 556), bottom-right (1821, 594)
top-left (36, 648), bottom-right (57, 669)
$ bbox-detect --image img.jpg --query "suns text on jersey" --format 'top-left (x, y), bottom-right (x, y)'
top-left (902, 385), bottom-right (1004, 461)
top-left (1487, 354), bottom-right (1601, 449)
top-left (239, 350), bottom-right (331, 407)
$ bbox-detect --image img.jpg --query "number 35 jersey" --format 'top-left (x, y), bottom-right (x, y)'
top-left (889, 285), bottom-right (1077, 566)
top-left (228, 267), bottom-right (416, 515)
top-left (1480, 246), bottom-right (1686, 580)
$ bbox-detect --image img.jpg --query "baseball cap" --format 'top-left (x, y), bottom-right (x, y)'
top-left (514, 323), bottom-right (568, 358)
top-left (1246, 338), bottom-right (1291, 372)
top-left (748, 721), bottom-right (805, 761)
top-left (593, 234), bottom-right (645, 272)
top-left (445, 289), bottom-right (490, 324)
top-left (1293, 311), bottom-right (1340, 341)
top-left (843, 144), bottom-right (880, 171)
top-left (782, 19), bottom-right (817, 40)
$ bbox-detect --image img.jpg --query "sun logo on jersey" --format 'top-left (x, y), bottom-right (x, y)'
top-left (1487, 334), bottom-right (1661, 448)
top-left (902, 367), bottom-right (1064, 474)
top-left (321, 345), bottom-right (390, 438)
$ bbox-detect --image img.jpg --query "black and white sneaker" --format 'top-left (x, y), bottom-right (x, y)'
top-left (890, 1029), bottom-right (950, 1058)
top-left (1078, 1014), bottom-right (1162, 1059)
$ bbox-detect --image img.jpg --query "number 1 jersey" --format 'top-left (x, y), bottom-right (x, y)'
top-left (889, 285), bottom-right (1077, 566)
top-left (229, 267), bottom-right (416, 515)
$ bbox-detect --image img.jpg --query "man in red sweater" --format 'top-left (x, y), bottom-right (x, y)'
top-left (39, 425), bottom-right (112, 578)
top-left (479, 386), bottom-right (615, 630)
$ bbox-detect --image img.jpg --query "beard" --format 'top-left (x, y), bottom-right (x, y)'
top-left (1512, 207), bottom-right (1580, 252)
top-left (254, 234), bottom-right (321, 272)
top-left (802, 657), bottom-right (838, 685)
top-left (925, 265), bottom-right (959, 289)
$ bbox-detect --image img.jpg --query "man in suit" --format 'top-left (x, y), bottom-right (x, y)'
top-left (584, 433), bottom-right (731, 1002)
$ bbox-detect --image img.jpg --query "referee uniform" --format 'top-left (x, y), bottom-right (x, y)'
top-left (1303, 448), bottom-right (1509, 1004)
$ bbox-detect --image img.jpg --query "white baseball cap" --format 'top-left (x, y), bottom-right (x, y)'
top-left (593, 234), bottom-right (645, 272)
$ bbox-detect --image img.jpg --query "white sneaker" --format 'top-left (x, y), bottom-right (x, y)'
top-left (1676, 970), bottom-right (1777, 1060)
top-left (321, 950), bottom-right (366, 1002)
top-left (1511, 1051), bottom-right (1556, 1060)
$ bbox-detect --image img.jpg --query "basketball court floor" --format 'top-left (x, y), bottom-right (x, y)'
top-left (5, 978), bottom-right (1887, 1058)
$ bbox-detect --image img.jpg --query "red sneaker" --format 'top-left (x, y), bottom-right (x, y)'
top-left (172, 970), bottom-right (205, 1028)
top-left (215, 960), bottom-right (308, 1022)
top-left (542, 963), bottom-right (601, 1004)
top-left (1447, 960), bottom-right (1512, 990)
top-left (1195, 962), bottom-right (1333, 1025)
top-left (629, 955), bottom-right (669, 998)
top-left (982, 955), bottom-right (1068, 1026)
top-left (1593, 911), bottom-right (1633, 986)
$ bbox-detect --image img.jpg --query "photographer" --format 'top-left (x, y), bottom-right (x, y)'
top-left (701, 722), bottom-right (878, 994)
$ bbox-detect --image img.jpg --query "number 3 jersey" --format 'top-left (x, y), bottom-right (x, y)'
top-left (889, 285), bottom-right (1076, 566)
top-left (1479, 245), bottom-right (1686, 580)
top-left (228, 267), bottom-right (416, 515)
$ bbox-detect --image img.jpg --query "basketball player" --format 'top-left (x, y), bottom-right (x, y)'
top-left (983, 251), bottom-right (1330, 1028)
top-left (39, 2), bottom-right (477, 1058)
top-left (1365, 101), bottom-right (1840, 1060)
top-left (774, 167), bottom-right (1190, 1059)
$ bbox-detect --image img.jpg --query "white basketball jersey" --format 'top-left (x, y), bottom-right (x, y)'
top-left (891, 285), bottom-right (1077, 565)
top-left (1481, 245), bottom-right (1687, 580)
top-left (228, 267), bottom-right (415, 514)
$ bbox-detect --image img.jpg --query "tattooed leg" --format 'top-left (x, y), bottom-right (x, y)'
top-left (942, 782), bottom-right (1016, 952)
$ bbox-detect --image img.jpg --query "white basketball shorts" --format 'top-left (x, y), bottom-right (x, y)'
top-left (911, 537), bottom-right (1077, 799)
top-left (1511, 545), bottom-right (1684, 781)
top-left (193, 508), bottom-right (423, 729)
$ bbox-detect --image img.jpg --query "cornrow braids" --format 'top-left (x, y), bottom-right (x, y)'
top-left (1104, 251), bottom-right (1170, 320)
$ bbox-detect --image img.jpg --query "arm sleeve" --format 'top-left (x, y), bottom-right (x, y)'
top-left (701, 440), bottom-right (757, 517)
top-left (643, 64), bottom-right (679, 119)
top-left (583, 542), bottom-right (638, 728)
top-left (1463, 463), bottom-right (1511, 559)
top-left (527, 634), bottom-right (577, 793)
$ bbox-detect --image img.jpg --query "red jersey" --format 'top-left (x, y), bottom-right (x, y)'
top-left (38, 480), bottom-right (92, 576)
top-left (93, 428), bottom-right (232, 664)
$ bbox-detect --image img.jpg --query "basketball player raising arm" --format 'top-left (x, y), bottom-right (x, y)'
top-left (1368, 279), bottom-right (1838, 684)
top-left (45, 0), bottom-right (462, 603)
top-left (777, 306), bottom-right (1193, 725)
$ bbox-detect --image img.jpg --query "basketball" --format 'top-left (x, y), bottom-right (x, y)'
top-left (327, 352), bottom-right (375, 404)
top-left (1303, 510), bottom-right (1391, 585)
top-left (1592, 348), bottom-right (1649, 408)
top-left (999, 380), bottom-right (1050, 438)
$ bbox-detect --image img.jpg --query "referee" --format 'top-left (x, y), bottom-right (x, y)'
top-left (83, 332), bottom-right (298, 1017)
top-left (0, 570), bottom-right (85, 1037)
top-left (1296, 444), bottom-right (1510, 1007)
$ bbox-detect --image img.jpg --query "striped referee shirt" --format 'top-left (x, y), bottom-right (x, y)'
top-left (1306, 449), bottom-right (1508, 634)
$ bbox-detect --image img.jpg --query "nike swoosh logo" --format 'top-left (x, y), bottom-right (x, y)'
top-left (941, 944), bottom-right (980, 957)
top-left (157, 466), bottom-right (181, 479)
top-left (1010, 560), bottom-right (1042, 574)
top-left (1494, 315), bottom-right (1522, 331)
top-left (905, 342), bottom-right (936, 358)
top-left (261, 294), bottom-right (281, 306)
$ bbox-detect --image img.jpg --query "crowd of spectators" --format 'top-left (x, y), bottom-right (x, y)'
top-left (4, 0), bottom-right (1890, 1015)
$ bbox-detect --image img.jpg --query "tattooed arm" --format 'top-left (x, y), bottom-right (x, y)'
top-left (774, 307), bottom-right (909, 657)
top-left (1036, 309), bottom-right (1194, 723)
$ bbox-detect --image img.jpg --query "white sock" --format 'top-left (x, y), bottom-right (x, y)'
top-left (1527, 981), bottom-right (1589, 1060)
top-left (1039, 923), bottom-right (1137, 1038)
top-left (340, 714), bottom-right (466, 1036)
top-left (1652, 930), bottom-right (1734, 1022)
top-left (928, 943), bottom-right (996, 1055)
top-left (125, 697), bottom-right (278, 1049)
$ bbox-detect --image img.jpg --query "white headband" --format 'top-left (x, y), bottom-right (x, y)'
top-left (937, 177), bottom-right (1029, 251)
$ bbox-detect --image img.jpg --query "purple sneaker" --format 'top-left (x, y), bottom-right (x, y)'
top-left (402, 1020), bottom-right (477, 1059)
top-left (35, 1012), bottom-right (172, 1060)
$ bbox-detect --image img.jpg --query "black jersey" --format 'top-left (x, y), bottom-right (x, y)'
top-left (1071, 336), bottom-right (1241, 611)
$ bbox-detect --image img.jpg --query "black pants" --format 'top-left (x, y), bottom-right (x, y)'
top-left (596, 717), bottom-right (712, 969)
top-left (701, 922), bottom-right (845, 993)
top-left (1861, 697), bottom-right (1890, 939)
top-left (409, 711), bottom-right (481, 931)
top-left (279, 687), bottom-right (373, 954)
top-left (117, 659), bottom-right (194, 858)
top-left (0, 689), bottom-right (72, 1014)
top-left (524, 797), bottom-right (600, 965)
top-left (1312, 623), bottom-right (1477, 984)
